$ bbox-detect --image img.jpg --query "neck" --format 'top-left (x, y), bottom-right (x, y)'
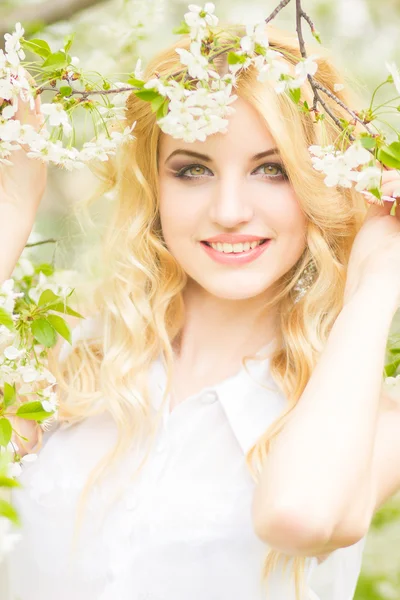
top-left (172, 280), bottom-right (279, 377)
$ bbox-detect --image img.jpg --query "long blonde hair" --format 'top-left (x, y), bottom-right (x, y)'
top-left (51, 22), bottom-right (368, 600)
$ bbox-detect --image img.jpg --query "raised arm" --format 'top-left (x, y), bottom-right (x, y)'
top-left (0, 77), bottom-right (47, 282)
top-left (252, 171), bottom-right (400, 556)
top-left (0, 74), bottom-right (48, 454)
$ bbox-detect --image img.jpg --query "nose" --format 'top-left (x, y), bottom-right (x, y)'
top-left (208, 176), bottom-right (254, 228)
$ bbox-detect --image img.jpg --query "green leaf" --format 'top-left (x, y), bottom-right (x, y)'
top-left (134, 89), bottom-right (160, 102)
top-left (377, 142), bottom-right (400, 169)
top-left (31, 318), bottom-right (57, 348)
top-left (288, 87), bottom-right (301, 104)
top-left (59, 86), bottom-right (72, 97)
top-left (0, 418), bottom-right (12, 447)
top-left (16, 401), bottom-right (52, 421)
top-left (21, 38), bottom-right (51, 59)
top-left (0, 498), bottom-right (20, 527)
top-left (367, 187), bottom-right (382, 200)
top-left (37, 289), bottom-right (83, 318)
top-left (384, 357), bottom-right (400, 377)
top-left (150, 94), bottom-right (166, 113)
top-left (172, 21), bottom-right (191, 35)
top-left (156, 99), bottom-right (169, 120)
top-left (127, 77), bottom-right (145, 88)
top-left (227, 52), bottom-right (246, 65)
top-left (64, 33), bottom-right (75, 54)
top-left (312, 29), bottom-right (322, 44)
top-left (38, 289), bottom-right (59, 306)
top-left (41, 50), bottom-right (69, 71)
top-left (49, 302), bottom-right (83, 319)
top-left (0, 307), bottom-right (15, 331)
top-left (46, 314), bottom-right (71, 344)
top-left (359, 134), bottom-right (377, 150)
top-left (35, 263), bottom-right (54, 277)
top-left (3, 382), bottom-right (16, 408)
top-left (0, 476), bottom-right (21, 488)
top-left (388, 347), bottom-right (400, 354)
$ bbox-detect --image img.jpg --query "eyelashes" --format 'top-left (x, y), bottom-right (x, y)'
top-left (173, 162), bottom-right (289, 182)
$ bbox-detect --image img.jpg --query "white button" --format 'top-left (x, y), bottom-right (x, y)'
top-left (201, 391), bottom-right (218, 404)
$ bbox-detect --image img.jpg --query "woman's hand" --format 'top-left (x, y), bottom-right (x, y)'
top-left (343, 167), bottom-right (400, 310)
top-left (0, 70), bottom-right (48, 282)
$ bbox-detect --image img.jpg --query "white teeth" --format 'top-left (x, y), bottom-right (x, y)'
top-left (209, 240), bottom-right (265, 253)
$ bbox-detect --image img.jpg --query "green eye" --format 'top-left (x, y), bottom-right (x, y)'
top-left (186, 165), bottom-right (207, 176)
top-left (256, 163), bottom-right (287, 178)
top-left (261, 165), bottom-right (280, 176)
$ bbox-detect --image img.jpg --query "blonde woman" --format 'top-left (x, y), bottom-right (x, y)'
top-left (3, 23), bottom-right (400, 600)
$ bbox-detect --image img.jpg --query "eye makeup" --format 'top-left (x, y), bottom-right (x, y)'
top-left (170, 162), bottom-right (289, 182)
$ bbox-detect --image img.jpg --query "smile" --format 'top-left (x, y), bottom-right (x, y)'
top-left (200, 239), bottom-right (271, 265)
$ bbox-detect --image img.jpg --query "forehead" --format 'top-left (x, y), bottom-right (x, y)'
top-left (158, 97), bottom-right (277, 161)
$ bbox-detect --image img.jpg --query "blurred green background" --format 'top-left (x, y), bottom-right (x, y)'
top-left (1, 0), bottom-right (400, 598)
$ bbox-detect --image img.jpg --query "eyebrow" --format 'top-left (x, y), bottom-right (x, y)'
top-left (165, 147), bottom-right (280, 163)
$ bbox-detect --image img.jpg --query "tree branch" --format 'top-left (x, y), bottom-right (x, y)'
top-left (294, 0), bottom-right (375, 143)
top-left (0, 0), bottom-right (108, 48)
top-left (265, 0), bottom-right (293, 25)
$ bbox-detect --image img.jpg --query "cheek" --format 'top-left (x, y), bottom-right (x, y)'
top-left (266, 192), bottom-right (308, 259)
top-left (158, 189), bottom-right (199, 248)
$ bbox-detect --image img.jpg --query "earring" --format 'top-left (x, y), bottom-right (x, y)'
top-left (293, 260), bottom-right (317, 304)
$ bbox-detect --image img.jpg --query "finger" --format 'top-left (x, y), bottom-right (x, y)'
top-left (362, 191), bottom-right (396, 220)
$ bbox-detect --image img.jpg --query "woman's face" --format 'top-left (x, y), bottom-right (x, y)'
top-left (157, 97), bottom-right (308, 301)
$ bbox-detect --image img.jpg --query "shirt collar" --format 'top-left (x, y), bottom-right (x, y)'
top-left (149, 340), bottom-right (288, 456)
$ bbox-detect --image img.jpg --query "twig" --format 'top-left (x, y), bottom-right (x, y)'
top-left (300, 10), bottom-right (317, 34)
top-left (312, 80), bottom-right (374, 133)
top-left (25, 238), bottom-right (57, 248)
top-left (294, 0), bottom-right (373, 143)
top-left (37, 85), bottom-right (136, 99)
top-left (265, 0), bottom-right (293, 25)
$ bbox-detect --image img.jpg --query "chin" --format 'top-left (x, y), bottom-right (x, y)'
top-left (196, 278), bottom-right (274, 301)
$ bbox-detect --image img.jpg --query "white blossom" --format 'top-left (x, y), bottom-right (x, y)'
top-left (253, 52), bottom-right (290, 91)
top-left (144, 77), bottom-right (169, 96)
top-left (293, 54), bottom-right (319, 84)
top-left (133, 57), bottom-right (143, 80)
top-left (184, 3), bottom-right (218, 41)
top-left (0, 119), bottom-right (21, 141)
top-left (343, 141), bottom-right (371, 168)
top-left (40, 103), bottom-right (72, 135)
top-left (4, 22), bottom-right (25, 67)
top-left (354, 166), bottom-right (382, 192)
top-left (386, 61), bottom-right (400, 95)
top-left (3, 346), bottom-right (24, 360)
top-left (0, 279), bottom-right (22, 313)
top-left (41, 392), bottom-right (58, 413)
top-left (240, 21), bottom-right (269, 54)
top-left (19, 365), bottom-right (40, 383)
top-left (12, 257), bottom-right (35, 280)
top-left (175, 44), bottom-right (212, 81)
top-left (309, 145), bottom-right (362, 188)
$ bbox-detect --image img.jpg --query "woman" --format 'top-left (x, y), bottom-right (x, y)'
top-left (3, 22), bottom-right (400, 600)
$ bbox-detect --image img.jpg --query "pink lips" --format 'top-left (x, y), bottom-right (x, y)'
top-left (200, 239), bottom-right (271, 265)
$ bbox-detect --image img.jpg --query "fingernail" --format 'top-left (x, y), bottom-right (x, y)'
top-left (382, 195), bottom-right (396, 202)
top-left (361, 191), bottom-right (374, 198)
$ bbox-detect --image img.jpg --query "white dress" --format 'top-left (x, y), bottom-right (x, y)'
top-left (2, 332), bottom-right (367, 600)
